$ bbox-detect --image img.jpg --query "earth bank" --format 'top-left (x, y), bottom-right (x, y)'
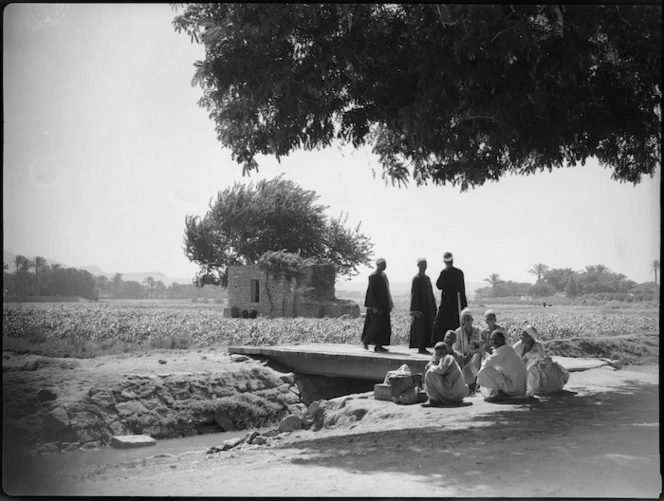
top-left (2, 333), bottom-right (659, 455)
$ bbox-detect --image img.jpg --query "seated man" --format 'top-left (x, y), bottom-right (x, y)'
top-left (477, 330), bottom-right (527, 401)
top-left (452, 309), bottom-right (487, 392)
top-left (479, 310), bottom-right (503, 344)
top-left (443, 330), bottom-right (464, 367)
top-left (422, 342), bottom-right (469, 406)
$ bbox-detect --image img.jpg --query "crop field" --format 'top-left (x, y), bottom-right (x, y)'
top-left (2, 300), bottom-right (659, 359)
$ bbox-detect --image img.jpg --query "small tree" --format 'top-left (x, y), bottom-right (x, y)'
top-left (184, 176), bottom-right (374, 287)
top-left (565, 276), bottom-right (580, 298)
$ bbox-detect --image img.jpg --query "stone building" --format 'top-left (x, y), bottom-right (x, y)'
top-left (224, 264), bottom-right (359, 318)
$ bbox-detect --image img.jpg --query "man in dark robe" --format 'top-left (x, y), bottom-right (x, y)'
top-left (433, 252), bottom-right (468, 343)
top-left (361, 257), bottom-right (393, 353)
top-left (409, 257), bottom-right (437, 354)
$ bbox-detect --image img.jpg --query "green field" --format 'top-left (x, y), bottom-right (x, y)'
top-left (2, 300), bottom-right (659, 361)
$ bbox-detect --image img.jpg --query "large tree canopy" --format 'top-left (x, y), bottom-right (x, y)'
top-left (172, 4), bottom-right (661, 190)
top-left (184, 176), bottom-right (374, 286)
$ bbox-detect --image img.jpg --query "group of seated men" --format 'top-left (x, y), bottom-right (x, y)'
top-left (423, 309), bottom-right (529, 405)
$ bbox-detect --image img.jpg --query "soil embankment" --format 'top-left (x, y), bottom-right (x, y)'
top-left (4, 363), bottom-right (660, 497)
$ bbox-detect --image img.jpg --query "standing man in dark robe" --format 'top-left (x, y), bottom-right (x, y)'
top-left (409, 257), bottom-right (437, 354)
top-left (361, 257), bottom-right (393, 353)
top-left (433, 252), bottom-right (468, 343)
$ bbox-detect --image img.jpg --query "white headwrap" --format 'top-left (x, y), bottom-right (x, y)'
top-left (523, 325), bottom-right (538, 341)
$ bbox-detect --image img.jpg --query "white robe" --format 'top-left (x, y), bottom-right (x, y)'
top-left (512, 340), bottom-right (569, 395)
top-left (477, 344), bottom-right (527, 398)
top-left (424, 354), bottom-right (469, 404)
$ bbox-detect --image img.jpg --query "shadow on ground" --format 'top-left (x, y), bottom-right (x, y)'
top-left (272, 379), bottom-right (659, 496)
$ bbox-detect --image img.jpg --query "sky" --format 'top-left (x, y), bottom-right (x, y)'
top-left (3, 4), bottom-right (661, 290)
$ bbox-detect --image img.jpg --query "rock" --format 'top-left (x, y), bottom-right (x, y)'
top-left (289, 386), bottom-right (301, 396)
top-left (44, 407), bottom-right (70, 432)
top-left (277, 384), bottom-right (291, 394)
top-left (80, 441), bottom-right (102, 451)
top-left (278, 415), bottom-right (303, 433)
top-left (109, 421), bottom-right (126, 436)
top-left (115, 401), bottom-right (148, 416)
top-left (248, 379), bottom-right (266, 391)
top-left (110, 435), bottom-right (157, 449)
top-left (222, 437), bottom-right (243, 450)
top-left (23, 359), bottom-right (40, 371)
top-left (242, 431), bottom-right (259, 444)
top-left (37, 389), bottom-right (57, 403)
top-left (88, 388), bottom-right (115, 407)
top-left (213, 413), bottom-right (237, 431)
top-left (74, 428), bottom-right (98, 444)
top-left (280, 392), bottom-right (301, 405)
top-left (230, 354), bottom-right (249, 363)
top-left (278, 373), bottom-right (295, 385)
top-left (118, 390), bottom-right (137, 401)
top-left (36, 443), bottom-right (60, 455)
top-left (158, 359), bottom-right (167, 364)
top-left (56, 442), bottom-right (81, 452)
top-left (252, 436), bottom-right (268, 445)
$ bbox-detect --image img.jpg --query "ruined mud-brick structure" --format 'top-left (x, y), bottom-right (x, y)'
top-left (224, 264), bottom-right (360, 318)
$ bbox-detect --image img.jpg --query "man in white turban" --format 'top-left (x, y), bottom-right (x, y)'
top-left (433, 252), bottom-right (467, 343)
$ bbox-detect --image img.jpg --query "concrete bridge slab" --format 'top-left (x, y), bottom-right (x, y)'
top-left (227, 344), bottom-right (618, 381)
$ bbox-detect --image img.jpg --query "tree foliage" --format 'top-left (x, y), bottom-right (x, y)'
top-left (172, 4), bottom-right (661, 190)
top-left (183, 176), bottom-right (374, 286)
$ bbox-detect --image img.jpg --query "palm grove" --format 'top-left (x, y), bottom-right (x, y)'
top-left (476, 262), bottom-right (660, 301)
top-left (2, 257), bottom-right (223, 301)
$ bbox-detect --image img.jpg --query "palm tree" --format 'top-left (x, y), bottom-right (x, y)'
top-left (651, 260), bottom-right (660, 285)
top-left (143, 276), bottom-right (155, 298)
top-left (594, 264), bottom-right (609, 274)
top-left (528, 263), bottom-right (549, 282)
top-left (584, 265), bottom-right (598, 274)
top-left (13, 255), bottom-right (29, 295)
top-left (483, 273), bottom-right (504, 289)
top-left (34, 256), bottom-right (47, 295)
top-left (155, 280), bottom-right (167, 299)
top-left (112, 273), bottom-right (123, 298)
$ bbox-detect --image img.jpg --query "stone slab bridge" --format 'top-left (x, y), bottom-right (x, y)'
top-left (227, 343), bottom-right (619, 381)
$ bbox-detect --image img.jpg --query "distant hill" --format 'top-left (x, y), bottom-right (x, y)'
top-left (3, 250), bottom-right (193, 287)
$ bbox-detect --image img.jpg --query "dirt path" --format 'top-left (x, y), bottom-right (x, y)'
top-left (6, 363), bottom-right (660, 498)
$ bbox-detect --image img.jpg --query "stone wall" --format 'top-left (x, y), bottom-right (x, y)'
top-left (226, 264), bottom-right (358, 318)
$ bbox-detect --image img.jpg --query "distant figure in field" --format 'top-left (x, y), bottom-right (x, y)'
top-left (361, 257), bottom-right (393, 353)
top-left (512, 325), bottom-right (569, 396)
top-left (477, 330), bottom-right (528, 401)
top-left (453, 309), bottom-right (487, 392)
top-left (422, 342), bottom-right (469, 407)
top-left (409, 257), bottom-right (437, 354)
top-left (433, 252), bottom-right (467, 343)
